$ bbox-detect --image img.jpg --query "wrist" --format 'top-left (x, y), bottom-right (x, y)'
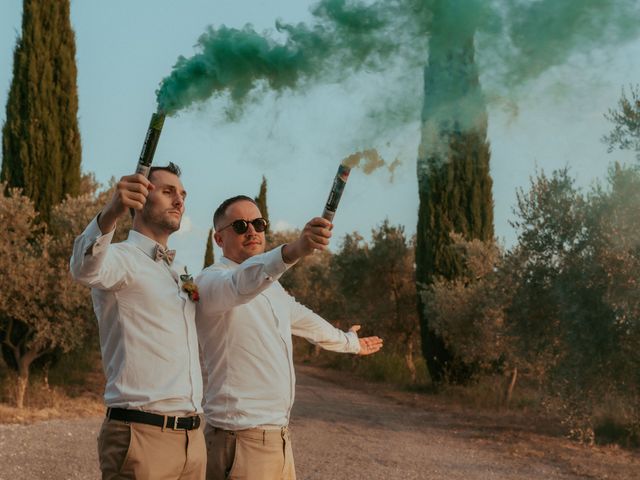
top-left (281, 242), bottom-right (299, 264)
top-left (97, 208), bottom-right (118, 235)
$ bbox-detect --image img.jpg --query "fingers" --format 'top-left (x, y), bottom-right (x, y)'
top-left (357, 335), bottom-right (384, 356)
top-left (98, 174), bottom-right (155, 232)
top-left (362, 336), bottom-right (383, 347)
top-left (308, 217), bottom-right (332, 229)
top-left (302, 217), bottom-right (333, 251)
top-left (115, 174), bottom-right (153, 211)
top-left (284, 217), bottom-right (335, 262)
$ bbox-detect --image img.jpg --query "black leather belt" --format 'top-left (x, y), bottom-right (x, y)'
top-left (107, 407), bottom-right (201, 430)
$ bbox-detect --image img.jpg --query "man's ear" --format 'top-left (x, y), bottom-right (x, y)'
top-left (214, 231), bottom-right (223, 248)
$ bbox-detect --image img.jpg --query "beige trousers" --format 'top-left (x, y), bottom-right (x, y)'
top-left (97, 417), bottom-right (206, 480)
top-left (204, 424), bottom-right (296, 480)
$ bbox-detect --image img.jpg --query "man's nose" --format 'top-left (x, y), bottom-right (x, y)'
top-left (245, 222), bottom-right (257, 234)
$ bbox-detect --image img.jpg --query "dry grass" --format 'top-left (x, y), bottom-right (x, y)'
top-left (437, 374), bottom-right (544, 412)
top-left (0, 345), bottom-right (105, 424)
top-left (0, 394), bottom-right (103, 424)
top-left (306, 355), bottom-right (640, 449)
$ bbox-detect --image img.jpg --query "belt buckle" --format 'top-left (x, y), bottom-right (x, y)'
top-left (172, 416), bottom-right (180, 431)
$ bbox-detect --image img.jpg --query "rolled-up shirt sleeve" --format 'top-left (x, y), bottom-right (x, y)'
top-left (69, 215), bottom-right (131, 290)
top-left (289, 297), bottom-right (361, 354)
top-left (196, 246), bottom-right (294, 316)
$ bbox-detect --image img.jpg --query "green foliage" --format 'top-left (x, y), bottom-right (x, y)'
top-left (506, 168), bottom-right (586, 378)
top-left (423, 235), bottom-right (510, 373)
top-left (203, 228), bottom-right (214, 268)
top-left (0, 176), bottom-right (123, 408)
top-left (254, 176), bottom-right (270, 235)
top-left (1, 0), bottom-right (82, 224)
top-left (280, 221), bottom-right (421, 383)
top-left (507, 166), bottom-right (640, 438)
top-left (272, 228), bottom-right (340, 318)
top-left (508, 168), bottom-right (626, 391)
top-left (603, 85), bottom-right (640, 160)
top-left (424, 162), bottom-right (640, 441)
top-left (416, 29), bottom-right (494, 385)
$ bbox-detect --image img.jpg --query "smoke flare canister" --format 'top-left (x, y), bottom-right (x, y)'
top-left (322, 164), bottom-right (351, 222)
top-left (135, 112), bottom-right (166, 177)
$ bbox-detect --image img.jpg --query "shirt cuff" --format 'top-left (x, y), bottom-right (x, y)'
top-left (261, 245), bottom-right (295, 279)
top-left (345, 331), bottom-right (361, 354)
top-left (83, 215), bottom-right (116, 256)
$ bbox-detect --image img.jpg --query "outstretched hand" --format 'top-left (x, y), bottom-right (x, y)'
top-left (349, 325), bottom-right (383, 356)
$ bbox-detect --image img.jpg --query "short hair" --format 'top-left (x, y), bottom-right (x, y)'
top-left (130, 162), bottom-right (182, 217)
top-left (213, 195), bottom-right (258, 230)
top-left (149, 161), bottom-right (181, 180)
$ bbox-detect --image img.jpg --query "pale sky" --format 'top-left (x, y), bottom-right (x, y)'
top-left (1, 1), bottom-right (639, 273)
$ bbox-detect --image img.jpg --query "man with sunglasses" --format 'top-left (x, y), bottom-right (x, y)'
top-left (196, 195), bottom-right (383, 480)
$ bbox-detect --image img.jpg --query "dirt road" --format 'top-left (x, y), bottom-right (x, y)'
top-left (0, 366), bottom-right (638, 479)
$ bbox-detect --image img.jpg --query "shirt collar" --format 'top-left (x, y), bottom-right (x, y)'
top-left (220, 256), bottom-right (238, 267)
top-left (126, 229), bottom-right (167, 260)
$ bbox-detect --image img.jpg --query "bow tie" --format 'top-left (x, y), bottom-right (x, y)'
top-left (154, 244), bottom-right (176, 265)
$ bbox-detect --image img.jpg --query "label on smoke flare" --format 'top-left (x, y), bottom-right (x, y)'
top-left (325, 177), bottom-right (346, 212)
top-left (325, 165), bottom-right (350, 212)
top-left (135, 163), bottom-right (151, 178)
top-left (138, 113), bottom-right (165, 168)
top-left (322, 164), bottom-right (351, 220)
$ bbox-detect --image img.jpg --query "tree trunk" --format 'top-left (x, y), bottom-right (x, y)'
top-left (15, 367), bottom-right (29, 409)
top-left (14, 351), bottom-right (37, 409)
top-left (405, 341), bottom-right (417, 384)
top-left (42, 361), bottom-right (51, 391)
top-left (505, 367), bottom-right (518, 408)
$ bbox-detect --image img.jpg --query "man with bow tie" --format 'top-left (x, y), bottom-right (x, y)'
top-left (70, 163), bottom-right (205, 479)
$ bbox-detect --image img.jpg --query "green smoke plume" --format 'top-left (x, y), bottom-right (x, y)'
top-left (157, 0), bottom-right (640, 135)
top-left (499, 0), bottom-right (640, 86)
top-left (155, 0), bottom-right (438, 115)
top-left (156, 0), bottom-right (408, 115)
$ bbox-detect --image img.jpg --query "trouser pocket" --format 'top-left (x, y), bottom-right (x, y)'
top-left (97, 419), bottom-right (133, 480)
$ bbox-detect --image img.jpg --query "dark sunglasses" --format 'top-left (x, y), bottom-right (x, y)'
top-left (218, 218), bottom-right (269, 234)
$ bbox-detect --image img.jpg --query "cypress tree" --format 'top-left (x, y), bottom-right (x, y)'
top-left (255, 175), bottom-right (270, 234)
top-left (203, 228), bottom-right (215, 268)
top-left (1, 0), bottom-right (81, 223)
top-left (415, 5), bottom-right (494, 384)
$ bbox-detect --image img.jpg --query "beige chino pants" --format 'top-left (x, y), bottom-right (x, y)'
top-left (97, 417), bottom-right (206, 480)
top-left (204, 424), bottom-right (296, 480)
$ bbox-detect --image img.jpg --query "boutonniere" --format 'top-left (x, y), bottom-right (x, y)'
top-left (180, 267), bottom-right (199, 302)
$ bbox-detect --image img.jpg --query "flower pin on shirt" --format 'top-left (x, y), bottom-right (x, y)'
top-left (180, 267), bottom-right (199, 302)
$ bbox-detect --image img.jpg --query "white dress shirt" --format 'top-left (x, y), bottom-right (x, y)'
top-left (70, 216), bottom-right (202, 414)
top-left (196, 246), bottom-right (360, 430)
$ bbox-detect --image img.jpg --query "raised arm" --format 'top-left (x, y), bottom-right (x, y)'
top-left (196, 216), bottom-right (333, 316)
top-left (70, 173), bottom-right (152, 290)
top-left (196, 246), bottom-right (291, 316)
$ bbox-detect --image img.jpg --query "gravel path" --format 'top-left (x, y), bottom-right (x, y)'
top-left (0, 366), bottom-right (638, 479)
